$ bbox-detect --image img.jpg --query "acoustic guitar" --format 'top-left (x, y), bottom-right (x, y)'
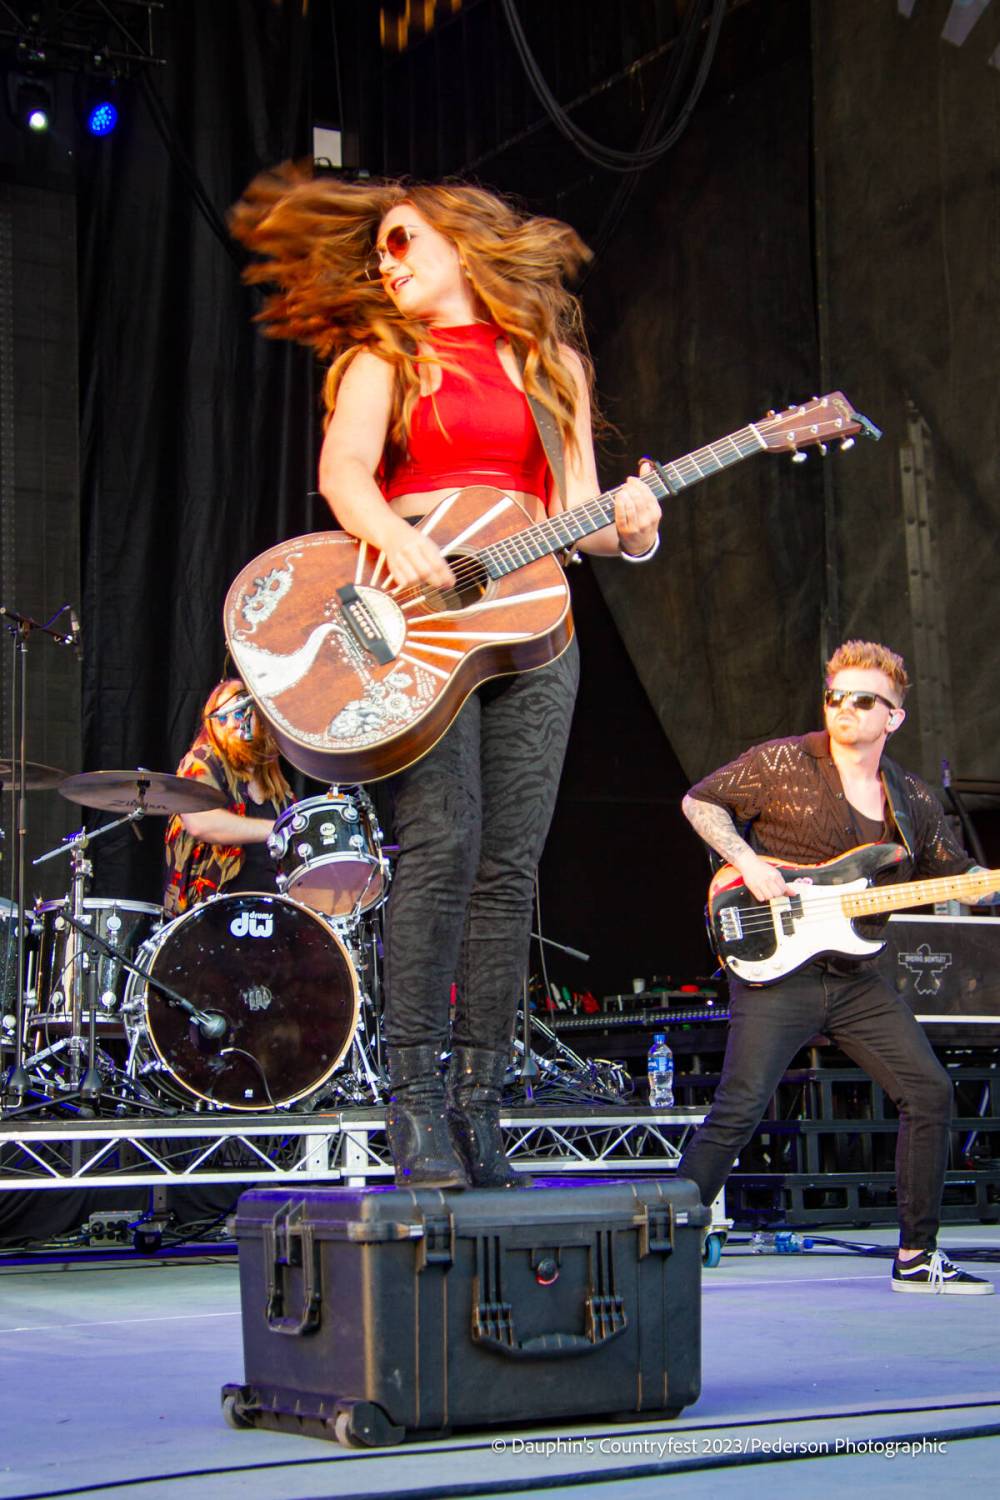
top-left (225, 393), bottom-right (879, 783)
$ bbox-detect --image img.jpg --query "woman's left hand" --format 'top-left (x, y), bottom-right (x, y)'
top-left (613, 465), bottom-right (661, 557)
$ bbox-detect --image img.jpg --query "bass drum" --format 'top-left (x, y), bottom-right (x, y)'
top-left (124, 892), bottom-right (359, 1111)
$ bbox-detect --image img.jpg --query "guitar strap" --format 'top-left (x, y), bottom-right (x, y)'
top-left (879, 755), bottom-right (915, 858)
top-left (514, 349), bottom-right (567, 506)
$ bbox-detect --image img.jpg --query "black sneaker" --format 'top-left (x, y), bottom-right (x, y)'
top-left (891, 1249), bottom-right (995, 1296)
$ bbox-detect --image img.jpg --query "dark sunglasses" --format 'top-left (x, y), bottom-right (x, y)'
top-left (824, 688), bottom-right (897, 713)
top-left (365, 225), bottom-right (420, 282)
top-left (211, 705), bottom-right (252, 725)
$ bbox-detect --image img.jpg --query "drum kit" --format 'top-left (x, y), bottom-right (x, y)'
top-left (1, 764), bottom-right (392, 1118)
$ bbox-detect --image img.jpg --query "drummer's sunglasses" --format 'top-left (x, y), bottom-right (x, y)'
top-left (823, 688), bottom-right (896, 713)
top-left (365, 225), bottom-right (420, 281)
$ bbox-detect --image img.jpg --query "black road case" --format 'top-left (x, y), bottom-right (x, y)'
top-left (223, 1177), bottom-right (709, 1447)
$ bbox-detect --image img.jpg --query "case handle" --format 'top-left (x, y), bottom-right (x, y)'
top-left (262, 1201), bottom-right (322, 1336)
top-left (473, 1292), bottom-right (627, 1359)
top-left (471, 1229), bottom-right (626, 1359)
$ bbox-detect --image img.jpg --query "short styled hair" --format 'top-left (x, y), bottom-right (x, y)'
top-left (825, 639), bottom-right (910, 702)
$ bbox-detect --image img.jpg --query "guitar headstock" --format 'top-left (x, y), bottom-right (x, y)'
top-left (756, 393), bottom-right (881, 460)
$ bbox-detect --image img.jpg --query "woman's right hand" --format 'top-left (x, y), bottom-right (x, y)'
top-left (382, 523), bottom-right (456, 591)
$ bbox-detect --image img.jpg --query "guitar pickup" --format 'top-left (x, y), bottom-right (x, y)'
top-left (337, 584), bottom-right (395, 665)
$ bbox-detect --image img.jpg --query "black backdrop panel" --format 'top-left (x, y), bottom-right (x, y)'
top-left (813, 0), bottom-right (1000, 783)
top-left (584, 17), bottom-right (826, 783)
top-left (77, 0), bottom-right (313, 904)
top-left (0, 182), bottom-right (82, 900)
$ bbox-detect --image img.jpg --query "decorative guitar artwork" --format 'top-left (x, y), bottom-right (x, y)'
top-left (707, 843), bottom-right (1000, 986)
top-left (225, 393), bottom-right (879, 783)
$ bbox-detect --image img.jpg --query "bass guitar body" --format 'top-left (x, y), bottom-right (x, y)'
top-left (224, 487), bottom-right (573, 783)
top-left (707, 843), bottom-right (908, 985)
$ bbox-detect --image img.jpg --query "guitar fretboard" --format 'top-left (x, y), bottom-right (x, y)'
top-left (841, 867), bottom-right (1000, 918)
top-left (477, 424), bottom-right (768, 579)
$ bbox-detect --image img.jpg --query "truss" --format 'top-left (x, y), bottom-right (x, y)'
top-left (0, 1105), bottom-right (706, 1191)
top-left (0, 2), bottom-right (165, 75)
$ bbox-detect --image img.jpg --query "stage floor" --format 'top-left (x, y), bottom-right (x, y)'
top-left (1, 1224), bottom-right (997, 1498)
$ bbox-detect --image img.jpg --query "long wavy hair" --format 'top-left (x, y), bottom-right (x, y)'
top-left (194, 679), bottom-right (291, 805)
top-left (228, 163), bottom-right (599, 463)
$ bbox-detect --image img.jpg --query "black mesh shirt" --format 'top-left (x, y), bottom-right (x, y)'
top-left (687, 731), bottom-right (972, 883)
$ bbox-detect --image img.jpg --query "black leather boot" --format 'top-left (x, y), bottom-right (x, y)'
top-left (447, 1044), bottom-right (522, 1188)
top-left (385, 1045), bottom-right (468, 1189)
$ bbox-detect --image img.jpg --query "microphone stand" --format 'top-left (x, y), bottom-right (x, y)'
top-left (521, 926), bottom-right (590, 1099)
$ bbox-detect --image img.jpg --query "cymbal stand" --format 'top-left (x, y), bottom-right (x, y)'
top-left (1, 604), bottom-right (76, 1110)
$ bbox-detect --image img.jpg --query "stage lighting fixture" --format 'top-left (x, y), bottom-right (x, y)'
top-left (13, 77), bottom-right (54, 133)
top-left (85, 96), bottom-right (118, 136)
top-left (79, 65), bottom-right (121, 138)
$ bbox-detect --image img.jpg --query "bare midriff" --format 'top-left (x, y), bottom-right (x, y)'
top-left (389, 488), bottom-right (548, 524)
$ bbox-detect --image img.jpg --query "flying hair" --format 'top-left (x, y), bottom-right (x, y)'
top-left (228, 162), bottom-right (600, 464)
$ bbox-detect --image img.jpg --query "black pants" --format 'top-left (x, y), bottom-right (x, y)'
top-left (382, 636), bottom-right (579, 1054)
top-left (677, 965), bottom-right (954, 1249)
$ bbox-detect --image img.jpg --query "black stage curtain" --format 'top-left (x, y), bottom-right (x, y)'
top-left (78, 0), bottom-right (314, 905)
top-left (584, 9), bottom-right (824, 783)
top-left (811, 0), bottom-right (1000, 785)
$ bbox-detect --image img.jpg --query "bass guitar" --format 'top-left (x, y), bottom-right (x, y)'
top-left (707, 843), bottom-right (1000, 985)
top-left (225, 393), bottom-right (878, 783)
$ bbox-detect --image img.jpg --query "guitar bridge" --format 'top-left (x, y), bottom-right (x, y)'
top-left (337, 584), bottom-right (396, 665)
top-left (720, 906), bottom-right (743, 942)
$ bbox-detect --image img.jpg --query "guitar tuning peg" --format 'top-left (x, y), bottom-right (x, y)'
top-left (818, 442), bottom-right (828, 456)
top-left (765, 409), bottom-right (776, 419)
top-left (791, 450), bottom-right (808, 464)
top-left (840, 437), bottom-right (855, 451)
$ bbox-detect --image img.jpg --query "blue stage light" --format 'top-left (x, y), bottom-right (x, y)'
top-left (86, 99), bottom-right (118, 136)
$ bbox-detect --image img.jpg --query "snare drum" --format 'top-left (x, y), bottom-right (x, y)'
top-left (123, 891), bottom-right (359, 1110)
top-left (31, 897), bottom-right (163, 1034)
top-left (268, 790), bottom-right (388, 919)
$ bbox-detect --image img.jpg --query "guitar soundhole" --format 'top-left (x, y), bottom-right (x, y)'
top-left (423, 553), bottom-right (490, 613)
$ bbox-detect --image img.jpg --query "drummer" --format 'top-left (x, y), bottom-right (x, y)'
top-left (163, 679), bottom-right (292, 915)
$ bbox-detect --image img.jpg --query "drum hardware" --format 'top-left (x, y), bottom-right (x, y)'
top-left (1, 769), bottom-right (227, 1120)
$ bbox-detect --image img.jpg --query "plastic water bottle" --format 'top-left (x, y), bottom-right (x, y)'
top-left (647, 1032), bottom-right (674, 1108)
top-left (749, 1231), bottom-right (814, 1254)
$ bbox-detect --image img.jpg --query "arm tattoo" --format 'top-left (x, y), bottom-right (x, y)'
top-left (682, 795), bottom-right (755, 867)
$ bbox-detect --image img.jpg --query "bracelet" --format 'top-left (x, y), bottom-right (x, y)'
top-left (618, 531), bottom-right (660, 563)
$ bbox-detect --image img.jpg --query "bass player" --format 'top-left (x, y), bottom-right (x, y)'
top-left (678, 639), bottom-right (997, 1294)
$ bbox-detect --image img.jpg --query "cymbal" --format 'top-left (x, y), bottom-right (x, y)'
top-left (0, 759), bottom-right (67, 791)
top-left (58, 769), bottom-right (228, 815)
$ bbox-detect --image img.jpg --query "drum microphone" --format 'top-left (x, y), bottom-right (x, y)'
top-left (196, 1011), bottom-right (228, 1041)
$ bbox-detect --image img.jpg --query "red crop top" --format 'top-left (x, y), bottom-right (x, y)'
top-left (381, 322), bottom-right (552, 507)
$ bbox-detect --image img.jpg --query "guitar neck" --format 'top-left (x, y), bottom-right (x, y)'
top-left (841, 867), bottom-right (1000, 919)
top-left (478, 424), bottom-right (767, 578)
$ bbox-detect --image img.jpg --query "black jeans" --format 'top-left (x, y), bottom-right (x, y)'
top-left (677, 965), bottom-right (954, 1249)
top-left (382, 635), bottom-right (579, 1054)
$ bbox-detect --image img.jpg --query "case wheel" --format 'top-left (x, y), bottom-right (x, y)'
top-left (222, 1393), bottom-right (252, 1430)
top-left (331, 1400), bottom-right (405, 1449)
top-left (702, 1232), bottom-right (724, 1268)
top-left (332, 1412), bottom-right (366, 1448)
